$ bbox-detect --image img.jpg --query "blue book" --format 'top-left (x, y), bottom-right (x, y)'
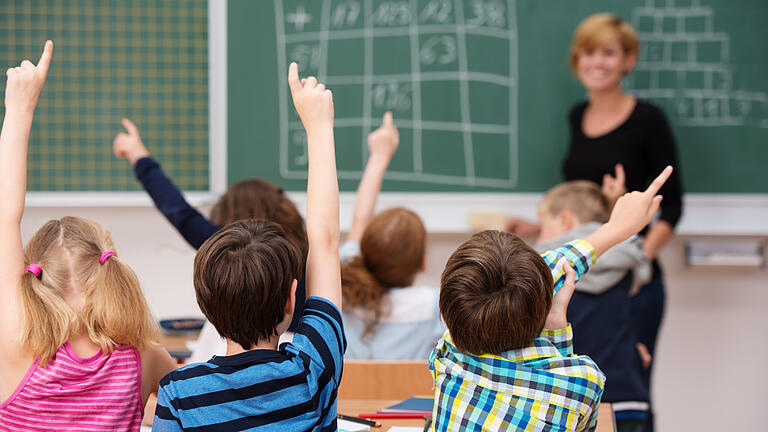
top-left (383, 396), bottom-right (434, 413)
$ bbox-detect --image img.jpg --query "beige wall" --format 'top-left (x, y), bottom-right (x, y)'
top-left (20, 207), bottom-right (767, 431)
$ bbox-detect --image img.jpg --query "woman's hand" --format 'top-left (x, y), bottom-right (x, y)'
top-left (601, 163), bottom-right (626, 208)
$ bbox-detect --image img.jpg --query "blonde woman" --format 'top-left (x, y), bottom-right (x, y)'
top-left (509, 14), bottom-right (682, 432)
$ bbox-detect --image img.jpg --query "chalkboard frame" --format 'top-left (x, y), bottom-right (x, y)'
top-left (25, 0), bottom-right (227, 206)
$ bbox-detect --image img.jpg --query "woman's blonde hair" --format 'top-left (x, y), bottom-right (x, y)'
top-left (569, 13), bottom-right (640, 74)
top-left (341, 208), bottom-right (426, 338)
top-left (20, 216), bottom-right (159, 366)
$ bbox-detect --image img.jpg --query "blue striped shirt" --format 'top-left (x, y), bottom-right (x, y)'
top-left (153, 297), bottom-right (346, 431)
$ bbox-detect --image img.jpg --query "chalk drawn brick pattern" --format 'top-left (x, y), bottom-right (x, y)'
top-left (626, 0), bottom-right (768, 128)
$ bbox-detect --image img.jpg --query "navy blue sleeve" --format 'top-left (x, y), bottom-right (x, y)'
top-left (134, 157), bottom-right (220, 249)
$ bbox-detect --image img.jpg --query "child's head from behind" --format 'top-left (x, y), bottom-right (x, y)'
top-left (538, 181), bottom-right (609, 242)
top-left (341, 207), bottom-right (426, 336)
top-left (194, 219), bottom-right (302, 349)
top-left (440, 230), bottom-right (553, 355)
top-left (22, 216), bottom-right (157, 365)
top-left (210, 179), bottom-right (308, 268)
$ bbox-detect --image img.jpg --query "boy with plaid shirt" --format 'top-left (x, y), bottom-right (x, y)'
top-left (430, 167), bottom-right (672, 431)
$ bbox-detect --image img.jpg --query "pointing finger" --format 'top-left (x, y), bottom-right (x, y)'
top-left (615, 163), bottom-right (625, 184)
top-left (121, 118), bottom-right (139, 135)
top-left (36, 40), bottom-right (53, 77)
top-left (287, 62), bottom-right (301, 94)
top-left (382, 111), bottom-right (393, 126)
top-left (646, 195), bottom-right (663, 219)
top-left (644, 166), bottom-right (672, 196)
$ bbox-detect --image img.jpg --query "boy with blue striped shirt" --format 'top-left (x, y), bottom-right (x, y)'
top-left (153, 63), bottom-right (344, 432)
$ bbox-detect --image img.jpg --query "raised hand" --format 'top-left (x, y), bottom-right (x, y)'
top-left (288, 62), bottom-right (342, 309)
top-left (113, 118), bottom-right (150, 165)
top-left (288, 62), bottom-right (334, 137)
top-left (605, 165), bottom-right (672, 240)
top-left (367, 111), bottom-right (399, 160)
top-left (583, 165), bottom-right (672, 259)
top-left (5, 40), bottom-right (53, 113)
top-left (544, 263), bottom-right (576, 330)
top-left (346, 112), bottom-right (399, 243)
top-left (601, 163), bottom-right (626, 207)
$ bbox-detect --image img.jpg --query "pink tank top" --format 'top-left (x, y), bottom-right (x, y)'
top-left (0, 342), bottom-right (143, 431)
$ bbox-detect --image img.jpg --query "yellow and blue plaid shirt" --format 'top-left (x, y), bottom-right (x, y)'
top-left (429, 240), bottom-right (605, 431)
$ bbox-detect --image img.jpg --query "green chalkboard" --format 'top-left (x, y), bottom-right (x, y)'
top-left (0, 0), bottom-right (209, 192)
top-left (230, 0), bottom-right (768, 193)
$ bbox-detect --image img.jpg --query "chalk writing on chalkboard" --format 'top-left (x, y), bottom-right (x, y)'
top-left (274, 0), bottom-right (519, 188)
top-left (626, 0), bottom-right (768, 128)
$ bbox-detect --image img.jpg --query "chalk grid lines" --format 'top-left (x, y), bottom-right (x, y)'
top-left (276, 0), bottom-right (519, 188)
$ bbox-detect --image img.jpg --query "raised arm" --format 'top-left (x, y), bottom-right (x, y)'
top-left (0, 41), bottom-right (52, 295)
top-left (584, 165), bottom-right (672, 259)
top-left (288, 63), bottom-right (341, 309)
top-left (346, 111), bottom-right (399, 243)
top-left (113, 119), bottom-right (218, 249)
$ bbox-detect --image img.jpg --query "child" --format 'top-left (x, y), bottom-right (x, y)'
top-left (430, 167), bottom-right (672, 431)
top-left (339, 113), bottom-right (445, 360)
top-left (152, 63), bottom-right (344, 431)
top-left (535, 181), bottom-right (652, 430)
top-left (112, 117), bottom-right (308, 335)
top-left (0, 41), bottom-right (177, 430)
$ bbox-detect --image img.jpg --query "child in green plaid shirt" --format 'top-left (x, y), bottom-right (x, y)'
top-left (429, 167), bottom-right (673, 432)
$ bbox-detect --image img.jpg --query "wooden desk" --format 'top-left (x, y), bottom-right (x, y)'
top-left (338, 400), bottom-right (615, 431)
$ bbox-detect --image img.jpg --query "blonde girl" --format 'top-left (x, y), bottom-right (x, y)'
top-left (0, 42), bottom-right (176, 431)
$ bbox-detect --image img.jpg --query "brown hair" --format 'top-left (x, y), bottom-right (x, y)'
top-left (341, 208), bottom-right (426, 338)
top-left (439, 230), bottom-right (553, 355)
top-left (540, 180), bottom-right (610, 224)
top-left (194, 219), bottom-right (302, 349)
top-left (210, 179), bottom-right (308, 270)
top-left (20, 217), bottom-right (159, 366)
top-left (569, 13), bottom-right (640, 73)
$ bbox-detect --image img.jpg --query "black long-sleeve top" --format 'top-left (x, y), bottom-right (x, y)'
top-left (134, 157), bottom-right (306, 332)
top-left (563, 100), bottom-right (684, 229)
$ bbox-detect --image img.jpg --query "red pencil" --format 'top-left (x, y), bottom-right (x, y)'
top-left (358, 412), bottom-right (431, 419)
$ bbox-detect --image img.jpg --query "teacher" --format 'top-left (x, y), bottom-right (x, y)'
top-left (567, 14), bottom-right (683, 432)
top-left (511, 13), bottom-right (683, 432)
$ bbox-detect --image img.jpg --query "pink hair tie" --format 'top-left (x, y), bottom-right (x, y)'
top-left (99, 251), bottom-right (115, 264)
top-left (27, 264), bottom-right (42, 278)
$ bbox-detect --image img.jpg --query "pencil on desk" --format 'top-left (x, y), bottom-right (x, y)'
top-left (338, 414), bottom-right (381, 428)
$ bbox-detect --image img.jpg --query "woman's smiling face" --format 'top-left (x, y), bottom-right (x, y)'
top-left (576, 38), bottom-right (636, 92)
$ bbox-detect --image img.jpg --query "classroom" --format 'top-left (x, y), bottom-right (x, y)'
top-left (2, 1), bottom-right (767, 431)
